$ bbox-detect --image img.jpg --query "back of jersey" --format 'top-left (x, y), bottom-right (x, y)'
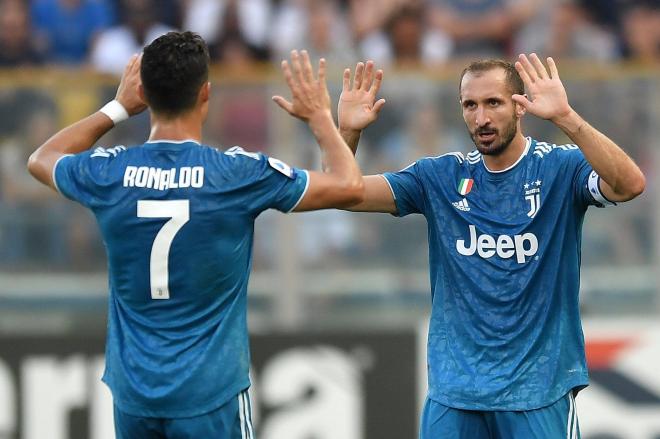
top-left (54, 140), bottom-right (308, 417)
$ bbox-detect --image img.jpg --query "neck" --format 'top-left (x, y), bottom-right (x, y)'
top-left (482, 132), bottom-right (527, 172)
top-left (148, 110), bottom-right (203, 143)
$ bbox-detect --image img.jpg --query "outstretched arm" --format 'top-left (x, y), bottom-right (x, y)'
top-left (272, 50), bottom-right (364, 211)
top-left (512, 53), bottom-right (645, 202)
top-left (27, 54), bottom-right (147, 190)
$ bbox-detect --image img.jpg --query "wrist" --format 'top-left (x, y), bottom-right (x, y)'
top-left (99, 100), bottom-right (129, 125)
top-left (551, 107), bottom-right (580, 131)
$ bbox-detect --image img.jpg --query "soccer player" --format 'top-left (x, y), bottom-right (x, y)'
top-left (333, 54), bottom-right (645, 438)
top-left (27, 31), bottom-right (372, 438)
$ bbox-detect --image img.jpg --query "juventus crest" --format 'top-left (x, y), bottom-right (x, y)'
top-left (524, 180), bottom-right (542, 218)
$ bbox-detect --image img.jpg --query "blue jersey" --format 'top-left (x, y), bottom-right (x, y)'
top-left (384, 137), bottom-right (615, 411)
top-left (54, 140), bottom-right (308, 417)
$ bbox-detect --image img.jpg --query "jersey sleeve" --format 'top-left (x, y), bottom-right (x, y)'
top-left (382, 160), bottom-right (426, 216)
top-left (218, 147), bottom-right (309, 215)
top-left (570, 150), bottom-right (617, 209)
top-left (53, 148), bottom-right (114, 208)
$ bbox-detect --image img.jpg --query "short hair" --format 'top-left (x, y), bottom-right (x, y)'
top-left (141, 31), bottom-right (210, 116)
top-left (459, 59), bottom-right (524, 98)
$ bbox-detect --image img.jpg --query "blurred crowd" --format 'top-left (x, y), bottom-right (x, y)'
top-left (0, 0), bottom-right (657, 275)
top-left (0, 0), bottom-right (659, 71)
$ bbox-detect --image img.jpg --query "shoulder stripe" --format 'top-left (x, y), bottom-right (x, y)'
top-left (533, 142), bottom-right (579, 158)
top-left (90, 145), bottom-right (126, 158)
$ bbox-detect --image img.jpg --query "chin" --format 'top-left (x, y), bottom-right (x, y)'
top-left (475, 140), bottom-right (507, 156)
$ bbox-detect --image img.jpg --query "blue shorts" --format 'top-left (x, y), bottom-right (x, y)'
top-left (113, 389), bottom-right (255, 439)
top-left (420, 391), bottom-right (580, 439)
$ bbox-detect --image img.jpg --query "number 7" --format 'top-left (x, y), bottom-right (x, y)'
top-left (137, 200), bottom-right (190, 299)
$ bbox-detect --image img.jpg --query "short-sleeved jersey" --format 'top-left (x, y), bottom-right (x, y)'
top-left (54, 140), bottom-right (309, 418)
top-left (384, 137), bottom-right (615, 411)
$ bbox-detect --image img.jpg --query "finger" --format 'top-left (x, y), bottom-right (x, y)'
top-left (342, 68), bottom-right (351, 92)
top-left (318, 58), bottom-right (327, 91)
top-left (124, 54), bottom-right (138, 75)
top-left (547, 56), bottom-right (560, 80)
top-left (518, 54), bottom-right (537, 82)
top-left (361, 60), bottom-right (374, 91)
top-left (272, 96), bottom-right (294, 114)
top-left (511, 94), bottom-right (531, 110)
top-left (353, 62), bottom-right (364, 90)
top-left (290, 50), bottom-right (305, 87)
top-left (280, 60), bottom-right (296, 92)
top-left (372, 98), bottom-right (386, 115)
top-left (300, 50), bottom-right (314, 83)
top-left (529, 53), bottom-right (548, 80)
top-left (514, 61), bottom-right (533, 87)
top-left (369, 69), bottom-right (384, 99)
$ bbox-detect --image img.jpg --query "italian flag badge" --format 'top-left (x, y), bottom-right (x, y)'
top-left (457, 178), bottom-right (474, 195)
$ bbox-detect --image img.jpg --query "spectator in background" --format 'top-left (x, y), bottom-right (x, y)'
top-left (271, 0), bottom-right (356, 66)
top-left (207, 0), bottom-right (270, 67)
top-left (90, 0), bottom-right (170, 74)
top-left (348, 2), bottom-right (451, 67)
top-left (31, 0), bottom-right (115, 64)
top-left (544, 0), bottom-right (621, 61)
top-left (620, 0), bottom-right (660, 63)
top-left (0, 0), bottom-right (45, 67)
top-left (183, 0), bottom-right (271, 58)
top-left (429, 0), bottom-right (538, 59)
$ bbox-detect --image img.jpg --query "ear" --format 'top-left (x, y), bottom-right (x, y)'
top-left (515, 100), bottom-right (526, 118)
top-left (138, 84), bottom-right (147, 104)
top-left (200, 82), bottom-right (210, 104)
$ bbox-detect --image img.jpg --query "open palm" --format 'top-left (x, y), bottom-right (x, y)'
top-left (512, 54), bottom-right (572, 122)
top-left (338, 61), bottom-right (386, 132)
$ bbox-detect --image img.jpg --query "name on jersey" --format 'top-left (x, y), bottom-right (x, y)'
top-left (456, 225), bottom-right (538, 263)
top-left (123, 166), bottom-right (204, 190)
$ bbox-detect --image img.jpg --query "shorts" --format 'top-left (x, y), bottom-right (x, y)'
top-left (420, 391), bottom-right (580, 439)
top-left (113, 389), bottom-right (255, 439)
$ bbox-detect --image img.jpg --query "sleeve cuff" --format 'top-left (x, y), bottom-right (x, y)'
top-left (286, 170), bottom-right (310, 213)
top-left (588, 170), bottom-right (617, 207)
top-left (52, 154), bottom-right (74, 195)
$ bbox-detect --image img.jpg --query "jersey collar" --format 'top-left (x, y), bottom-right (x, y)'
top-left (482, 137), bottom-right (531, 174)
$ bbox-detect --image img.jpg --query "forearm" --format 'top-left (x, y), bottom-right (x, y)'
top-left (553, 109), bottom-right (645, 199)
top-left (27, 112), bottom-right (115, 189)
top-left (339, 127), bottom-right (361, 156)
top-left (310, 112), bottom-right (362, 188)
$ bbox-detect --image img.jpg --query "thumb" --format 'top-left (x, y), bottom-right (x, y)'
top-left (511, 94), bottom-right (530, 109)
top-left (272, 96), bottom-right (294, 114)
top-left (372, 98), bottom-right (386, 115)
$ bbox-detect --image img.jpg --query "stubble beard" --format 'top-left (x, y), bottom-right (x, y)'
top-left (469, 115), bottom-right (518, 157)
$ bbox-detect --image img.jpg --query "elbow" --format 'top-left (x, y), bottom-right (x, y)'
top-left (339, 178), bottom-right (365, 207)
top-left (26, 151), bottom-right (40, 178)
top-left (628, 172), bottom-right (646, 199)
top-left (616, 170), bottom-right (646, 201)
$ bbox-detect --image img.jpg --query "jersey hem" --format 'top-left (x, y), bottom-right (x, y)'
top-left (105, 379), bottom-right (251, 418)
top-left (427, 375), bottom-right (589, 411)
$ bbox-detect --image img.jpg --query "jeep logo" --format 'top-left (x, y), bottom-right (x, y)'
top-left (456, 225), bottom-right (538, 263)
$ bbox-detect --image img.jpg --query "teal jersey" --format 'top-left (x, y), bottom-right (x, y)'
top-left (384, 138), bottom-right (615, 410)
top-left (54, 141), bottom-right (308, 417)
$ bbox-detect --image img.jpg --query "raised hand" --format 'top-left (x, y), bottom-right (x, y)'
top-left (512, 54), bottom-right (572, 123)
top-left (272, 50), bottom-right (331, 122)
top-left (338, 60), bottom-right (386, 132)
top-left (115, 53), bottom-right (147, 116)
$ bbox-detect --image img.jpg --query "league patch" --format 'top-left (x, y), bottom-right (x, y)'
top-left (268, 157), bottom-right (295, 179)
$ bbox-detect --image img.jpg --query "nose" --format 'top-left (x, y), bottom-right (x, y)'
top-left (474, 106), bottom-right (491, 127)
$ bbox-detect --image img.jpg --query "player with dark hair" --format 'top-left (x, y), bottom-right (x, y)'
top-left (27, 31), bottom-right (381, 438)
top-left (332, 54), bottom-right (645, 438)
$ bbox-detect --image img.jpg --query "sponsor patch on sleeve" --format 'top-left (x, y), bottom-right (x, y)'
top-left (268, 157), bottom-right (295, 179)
